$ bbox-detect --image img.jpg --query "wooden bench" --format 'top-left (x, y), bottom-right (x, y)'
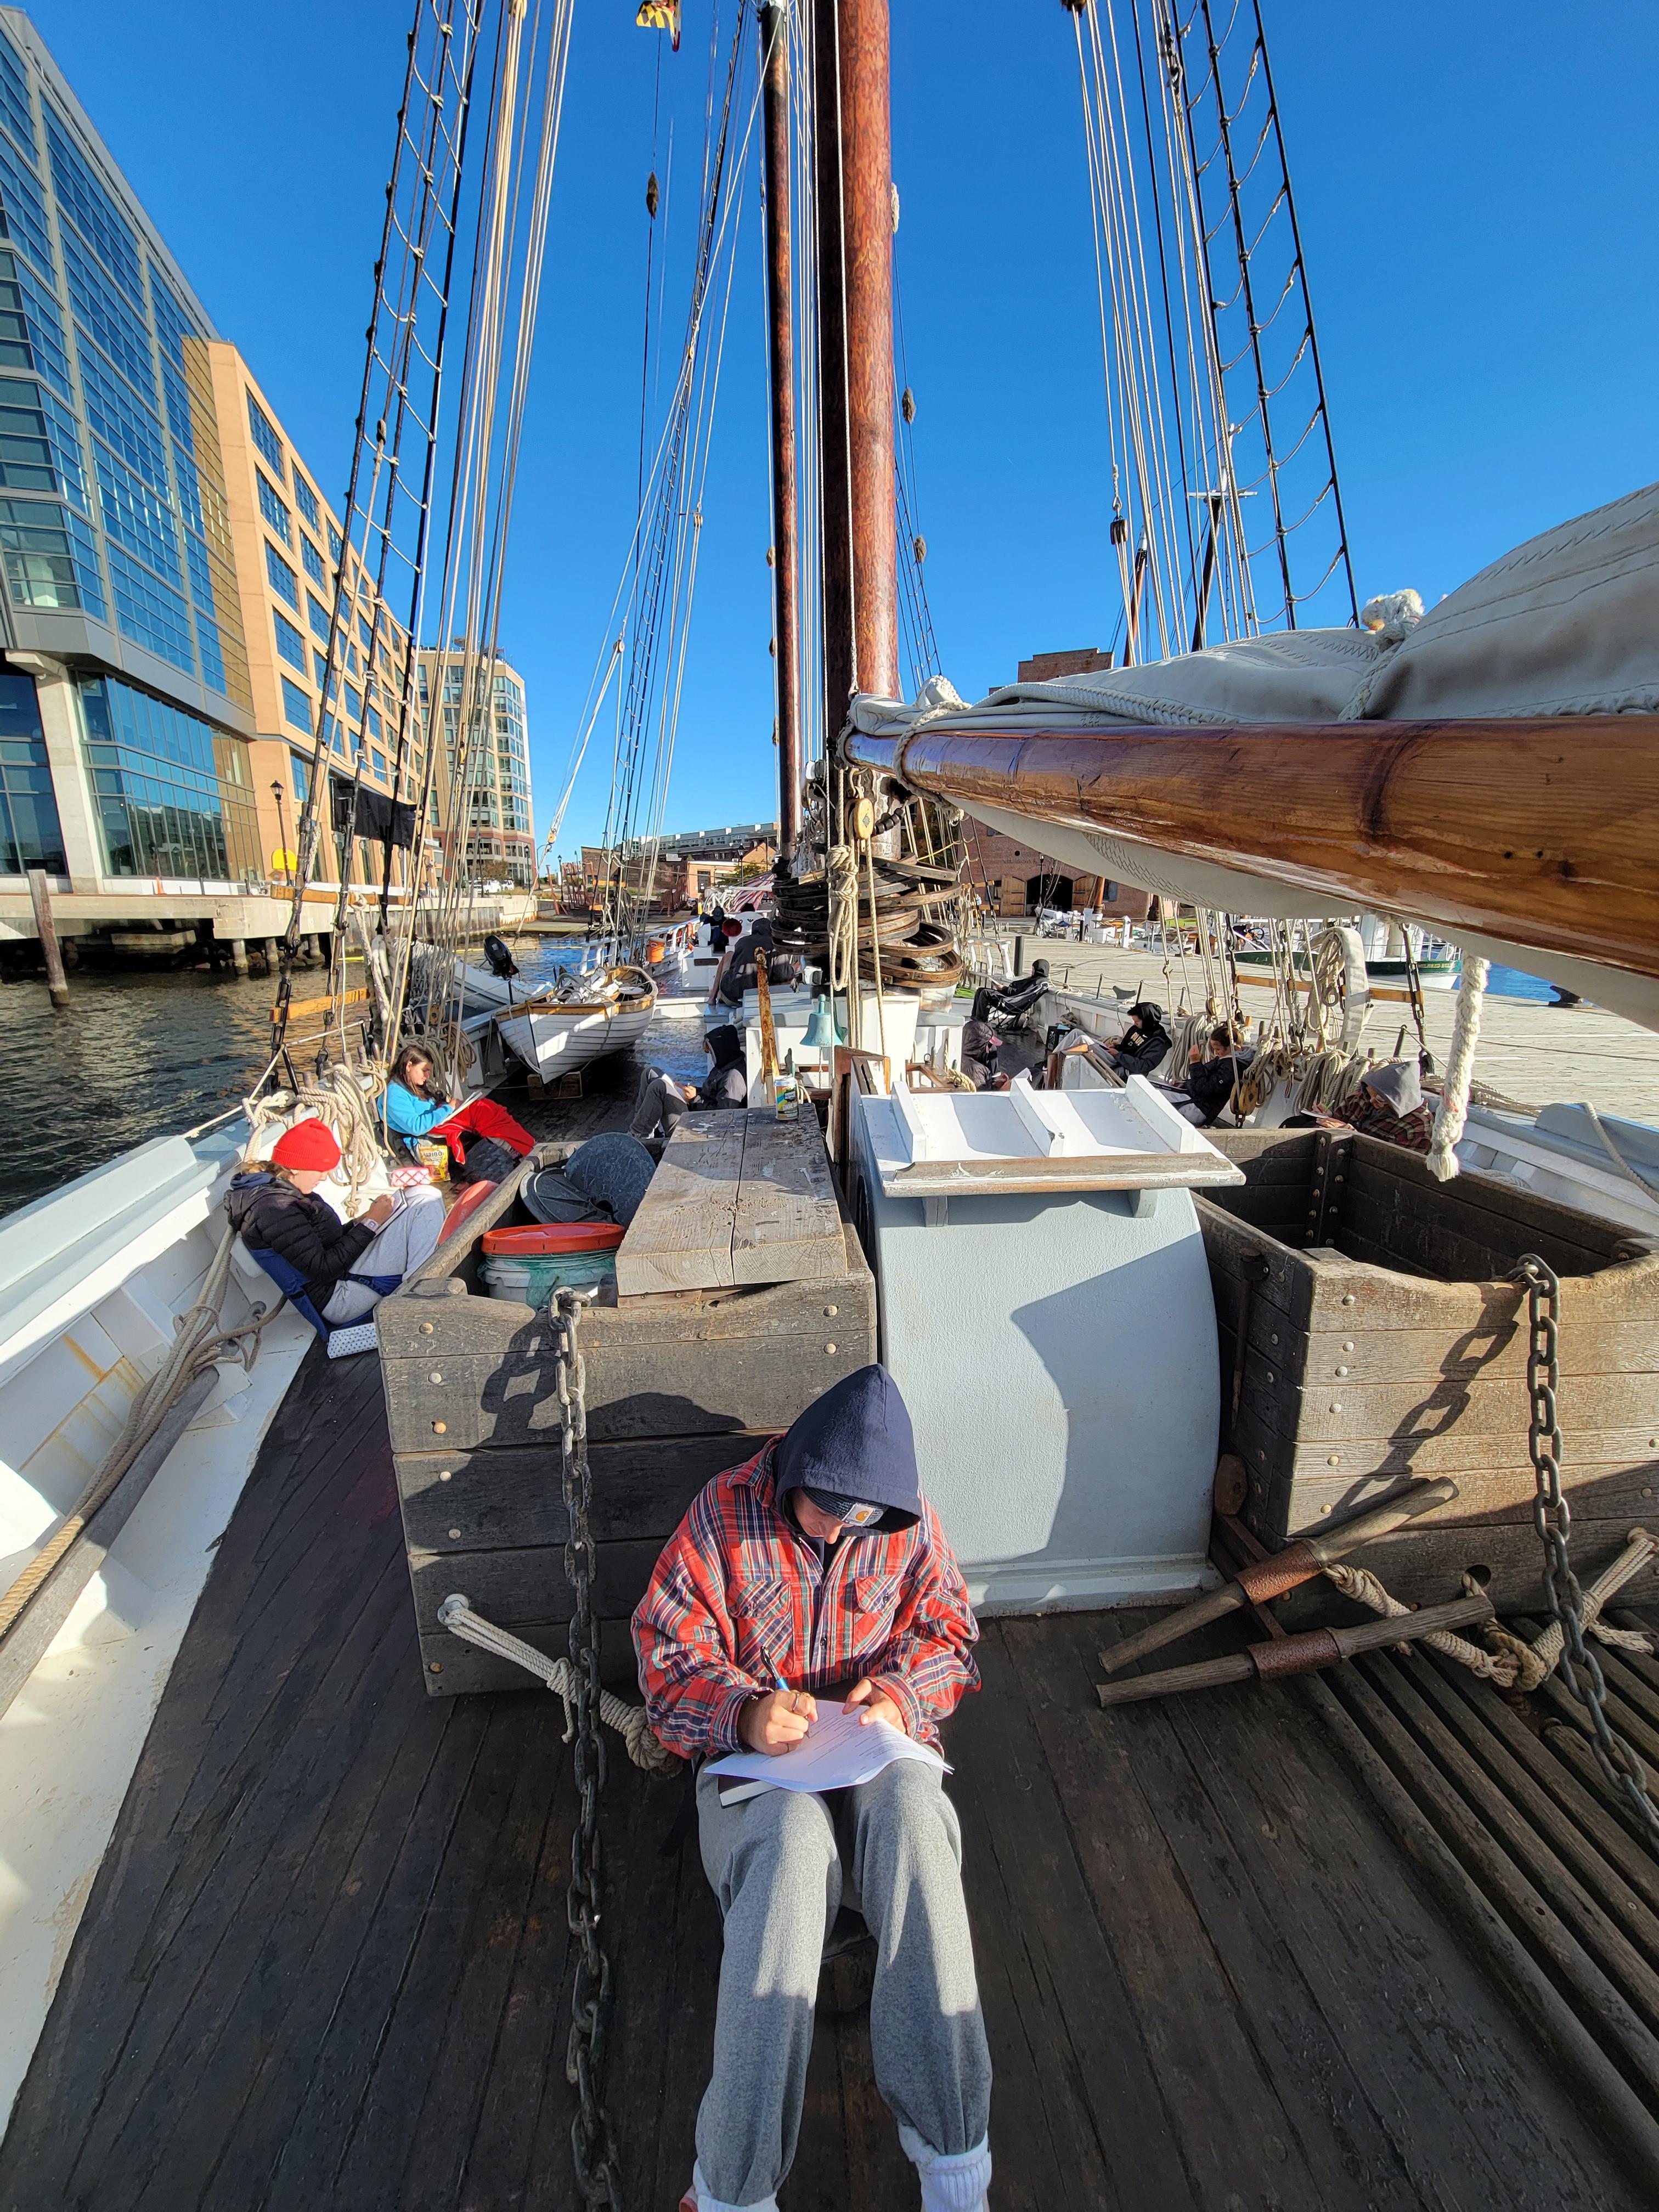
top-left (615, 1107), bottom-right (847, 1295)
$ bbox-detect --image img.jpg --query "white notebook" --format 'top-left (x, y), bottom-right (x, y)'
top-left (707, 1706), bottom-right (949, 1797)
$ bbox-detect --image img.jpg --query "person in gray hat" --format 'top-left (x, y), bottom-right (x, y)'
top-left (1329, 1058), bottom-right (1434, 1153)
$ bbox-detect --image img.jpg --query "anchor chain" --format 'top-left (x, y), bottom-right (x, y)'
top-left (552, 1289), bottom-right (624, 2205)
top-left (1513, 1255), bottom-right (1659, 1851)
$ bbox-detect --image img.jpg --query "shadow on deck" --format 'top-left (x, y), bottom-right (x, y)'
top-left (1, 1331), bottom-right (1643, 2211)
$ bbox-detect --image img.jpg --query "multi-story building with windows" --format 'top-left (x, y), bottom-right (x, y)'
top-left (0, 8), bottom-right (264, 923)
top-left (0, 10), bottom-right (474, 967)
top-left (205, 347), bottom-right (416, 897)
top-left (415, 644), bottom-right (534, 890)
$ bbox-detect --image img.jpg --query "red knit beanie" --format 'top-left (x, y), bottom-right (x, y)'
top-left (271, 1118), bottom-right (342, 1172)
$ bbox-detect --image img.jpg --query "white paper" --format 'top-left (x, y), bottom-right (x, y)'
top-left (706, 1705), bottom-right (949, 1795)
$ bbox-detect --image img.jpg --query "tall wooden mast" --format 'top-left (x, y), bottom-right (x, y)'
top-left (814, 0), bottom-right (899, 733)
top-left (758, 2), bottom-right (802, 851)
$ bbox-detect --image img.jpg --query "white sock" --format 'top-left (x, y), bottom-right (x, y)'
top-left (898, 2124), bottom-right (992, 2212)
top-left (691, 2159), bottom-right (779, 2212)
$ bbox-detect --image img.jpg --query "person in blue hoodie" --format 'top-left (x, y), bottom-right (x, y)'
top-left (634, 1365), bottom-right (992, 2212)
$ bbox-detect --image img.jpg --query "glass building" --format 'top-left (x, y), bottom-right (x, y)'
top-left (416, 644), bottom-right (535, 889)
top-left (0, 10), bottom-right (258, 894)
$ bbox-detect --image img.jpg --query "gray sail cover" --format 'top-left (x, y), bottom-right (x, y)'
top-left (852, 481), bottom-right (1659, 1028)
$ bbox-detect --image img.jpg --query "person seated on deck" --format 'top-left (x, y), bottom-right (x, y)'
top-left (1158, 1024), bottom-right (1256, 1126)
top-left (1102, 998), bottom-right (1172, 1080)
top-left (959, 989), bottom-right (1009, 1091)
top-left (634, 1364), bottom-right (992, 2212)
top-left (225, 1117), bottom-right (443, 1327)
top-left (709, 917), bottom-right (801, 1011)
top-left (629, 1024), bottom-right (748, 1142)
top-left (1327, 1059), bottom-right (1435, 1154)
top-left (983, 957), bottom-right (1048, 1030)
top-left (380, 1042), bottom-right (534, 1184)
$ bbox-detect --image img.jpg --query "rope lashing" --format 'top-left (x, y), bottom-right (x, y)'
top-left (437, 1594), bottom-right (677, 1773)
top-left (1321, 1562), bottom-right (1522, 1687)
top-left (1427, 953), bottom-right (1488, 1182)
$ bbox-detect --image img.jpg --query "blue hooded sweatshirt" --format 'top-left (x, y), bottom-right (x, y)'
top-left (773, 1362), bottom-right (922, 1533)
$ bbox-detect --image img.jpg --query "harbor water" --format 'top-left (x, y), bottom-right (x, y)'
top-left (0, 936), bottom-right (709, 1221)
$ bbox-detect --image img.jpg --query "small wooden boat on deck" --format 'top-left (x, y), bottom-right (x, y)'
top-left (493, 963), bottom-right (657, 1081)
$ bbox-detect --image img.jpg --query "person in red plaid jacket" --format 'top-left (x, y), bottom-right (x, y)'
top-left (634, 1363), bottom-right (992, 2212)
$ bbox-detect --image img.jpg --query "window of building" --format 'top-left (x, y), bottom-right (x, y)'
top-left (306, 591), bottom-right (330, 643)
top-left (246, 392), bottom-right (284, 478)
top-left (300, 534), bottom-right (323, 588)
top-left (365, 704), bottom-right (382, 742)
top-left (345, 642), bottom-right (359, 676)
top-left (292, 473), bottom-right (319, 529)
top-left (44, 108), bottom-right (142, 307)
top-left (313, 649), bottom-right (328, 688)
top-left (256, 472), bottom-right (291, 546)
top-left (327, 522), bottom-right (342, 564)
top-left (0, 131), bottom-right (51, 275)
top-left (80, 674), bottom-right (260, 882)
top-left (290, 751), bottom-right (308, 803)
top-left (0, 385), bottom-right (56, 489)
top-left (357, 612), bottom-right (373, 653)
top-left (92, 442), bottom-right (180, 583)
top-left (60, 227), bottom-right (151, 392)
top-left (273, 607), bottom-right (306, 672)
top-left (76, 340), bottom-right (166, 492)
top-left (0, 27), bottom-right (36, 171)
top-left (106, 544), bottom-right (193, 674)
top-left (264, 541), bottom-right (298, 610)
top-left (345, 681), bottom-right (363, 725)
top-left (13, 256), bottom-right (67, 400)
top-left (371, 748), bottom-right (387, 781)
top-left (280, 676), bottom-right (312, 734)
top-left (0, 496), bottom-right (83, 609)
top-left (0, 667), bottom-right (65, 874)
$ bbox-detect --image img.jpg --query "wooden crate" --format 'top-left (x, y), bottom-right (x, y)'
top-left (1197, 1127), bottom-right (1659, 1613)
top-left (377, 1147), bottom-right (877, 1694)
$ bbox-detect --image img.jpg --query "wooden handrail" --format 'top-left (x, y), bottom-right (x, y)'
top-left (844, 714), bottom-right (1659, 982)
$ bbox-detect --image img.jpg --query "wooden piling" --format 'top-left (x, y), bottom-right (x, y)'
top-left (27, 867), bottom-right (69, 1009)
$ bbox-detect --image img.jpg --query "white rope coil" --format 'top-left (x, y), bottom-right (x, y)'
top-left (437, 1594), bottom-right (676, 1772)
top-left (1427, 953), bottom-right (1488, 1182)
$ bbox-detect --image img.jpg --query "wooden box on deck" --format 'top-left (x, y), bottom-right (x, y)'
top-left (1196, 1128), bottom-right (1659, 1614)
top-left (376, 1147), bottom-right (878, 1694)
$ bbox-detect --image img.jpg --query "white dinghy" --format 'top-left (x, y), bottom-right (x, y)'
top-left (494, 963), bottom-right (657, 1079)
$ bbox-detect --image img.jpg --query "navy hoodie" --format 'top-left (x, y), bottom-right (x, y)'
top-left (774, 1362), bottom-right (922, 1533)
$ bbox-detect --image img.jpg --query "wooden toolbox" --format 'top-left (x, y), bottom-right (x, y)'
top-left (376, 1120), bottom-right (877, 1694)
top-left (1197, 1127), bottom-right (1659, 1612)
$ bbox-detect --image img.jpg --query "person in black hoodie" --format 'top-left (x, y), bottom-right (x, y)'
top-left (628, 1024), bottom-right (749, 1142)
top-left (1103, 999), bottom-right (1172, 1079)
top-left (224, 1117), bottom-right (443, 1324)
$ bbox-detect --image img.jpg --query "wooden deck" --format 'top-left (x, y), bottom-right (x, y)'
top-left (0, 1364), bottom-right (1643, 2209)
top-left (0, 1062), bottom-right (1649, 2210)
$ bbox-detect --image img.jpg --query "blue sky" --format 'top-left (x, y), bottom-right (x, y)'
top-left (22, 1), bottom-right (1658, 861)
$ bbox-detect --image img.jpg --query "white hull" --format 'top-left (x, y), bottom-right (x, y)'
top-left (0, 1127), bottom-right (313, 2120)
top-left (496, 976), bottom-right (657, 1077)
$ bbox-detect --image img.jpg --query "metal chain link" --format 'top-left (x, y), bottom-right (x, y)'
top-left (552, 1288), bottom-right (625, 2207)
top-left (1513, 1255), bottom-right (1659, 1851)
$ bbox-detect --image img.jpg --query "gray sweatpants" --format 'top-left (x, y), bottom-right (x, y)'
top-left (320, 1188), bottom-right (444, 1322)
top-left (693, 1759), bottom-right (991, 2208)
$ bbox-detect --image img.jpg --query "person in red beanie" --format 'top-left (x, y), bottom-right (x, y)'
top-left (225, 1116), bottom-right (443, 1322)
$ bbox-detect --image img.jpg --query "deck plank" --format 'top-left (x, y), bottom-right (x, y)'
top-left (730, 1109), bottom-right (847, 1286)
top-left (2, 1262), bottom-right (1650, 2211)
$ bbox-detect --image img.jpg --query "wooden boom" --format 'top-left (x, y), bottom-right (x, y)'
top-left (842, 715), bottom-right (1659, 984)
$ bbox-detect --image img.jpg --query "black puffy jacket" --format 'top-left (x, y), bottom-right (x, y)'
top-left (224, 1169), bottom-right (377, 1308)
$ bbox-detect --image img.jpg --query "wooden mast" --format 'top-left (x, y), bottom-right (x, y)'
top-left (759, 1), bottom-right (802, 852)
top-left (814, 0), bottom-right (899, 732)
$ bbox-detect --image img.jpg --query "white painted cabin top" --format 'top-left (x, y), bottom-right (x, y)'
top-left (866, 1074), bottom-right (1245, 1198)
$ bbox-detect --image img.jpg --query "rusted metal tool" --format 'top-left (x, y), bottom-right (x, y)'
top-left (1098, 1475), bottom-right (1459, 1678)
top-left (1096, 1590), bottom-right (1496, 1707)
